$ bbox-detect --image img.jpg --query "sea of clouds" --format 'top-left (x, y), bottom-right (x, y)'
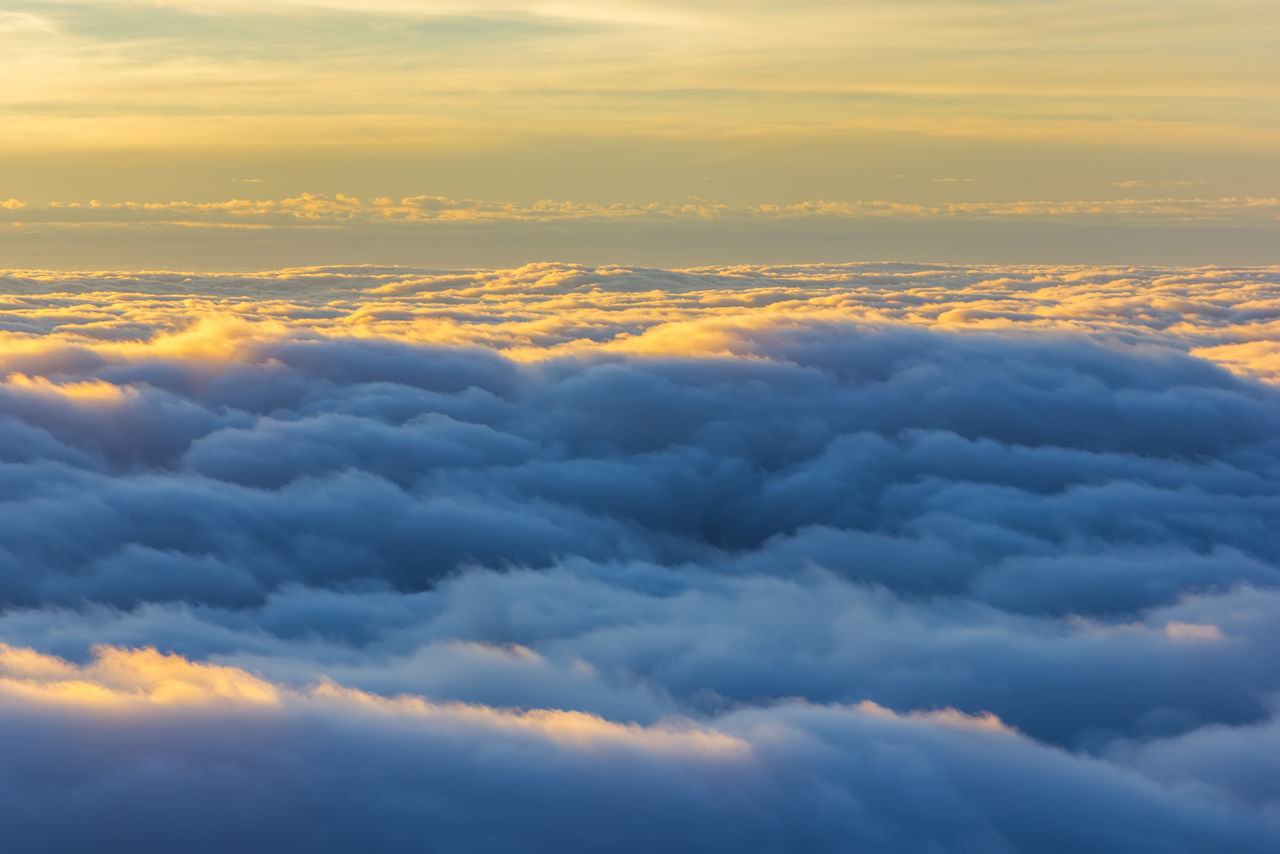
top-left (0, 262), bottom-right (1277, 852)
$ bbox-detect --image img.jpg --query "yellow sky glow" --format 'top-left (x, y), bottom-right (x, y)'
top-left (1, 0), bottom-right (1276, 266)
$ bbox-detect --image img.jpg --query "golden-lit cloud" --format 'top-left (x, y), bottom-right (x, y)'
top-left (1, 193), bottom-right (1276, 271)
top-left (0, 641), bottom-right (744, 754)
top-left (5, 194), bottom-right (1280, 227)
top-left (0, 643), bottom-right (281, 709)
top-left (2, 263), bottom-right (1275, 379)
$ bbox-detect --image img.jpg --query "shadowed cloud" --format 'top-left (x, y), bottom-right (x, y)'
top-left (0, 264), bottom-right (1276, 851)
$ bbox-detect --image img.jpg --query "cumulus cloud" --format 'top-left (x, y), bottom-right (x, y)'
top-left (0, 263), bottom-right (1277, 851)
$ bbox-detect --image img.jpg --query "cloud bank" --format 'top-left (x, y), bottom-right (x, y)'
top-left (0, 263), bottom-right (1277, 851)
top-left (5, 193), bottom-right (1279, 228)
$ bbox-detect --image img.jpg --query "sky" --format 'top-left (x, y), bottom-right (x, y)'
top-left (2, 0), bottom-right (1279, 267)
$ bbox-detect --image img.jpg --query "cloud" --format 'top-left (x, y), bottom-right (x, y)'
top-left (4, 193), bottom-right (1280, 229)
top-left (0, 643), bottom-right (1276, 853)
top-left (1111, 179), bottom-right (1211, 189)
top-left (6, 262), bottom-right (1278, 377)
top-left (0, 264), bottom-right (1277, 850)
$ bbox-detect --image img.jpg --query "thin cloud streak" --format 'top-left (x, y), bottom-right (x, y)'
top-left (3, 194), bottom-right (1279, 226)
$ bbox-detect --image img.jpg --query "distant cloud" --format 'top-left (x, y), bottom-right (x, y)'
top-left (1111, 179), bottom-right (1211, 188)
top-left (3, 193), bottom-right (1279, 230)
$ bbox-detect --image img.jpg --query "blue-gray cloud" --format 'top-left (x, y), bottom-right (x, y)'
top-left (0, 266), bottom-right (1277, 852)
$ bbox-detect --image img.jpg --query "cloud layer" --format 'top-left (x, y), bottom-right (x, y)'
top-left (0, 263), bottom-right (1277, 851)
top-left (6, 193), bottom-right (1280, 227)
